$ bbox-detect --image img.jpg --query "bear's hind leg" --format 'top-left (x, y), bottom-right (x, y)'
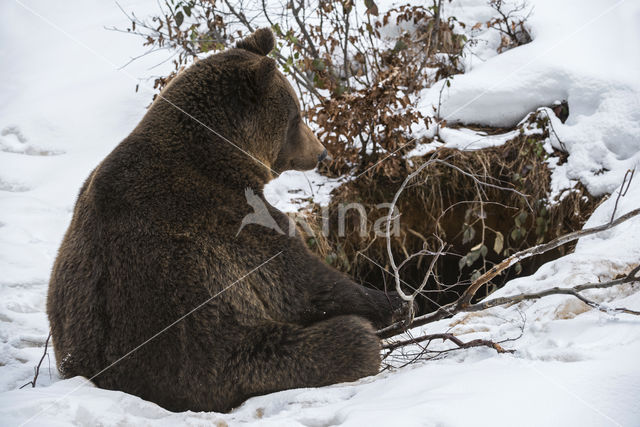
top-left (217, 315), bottom-right (381, 411)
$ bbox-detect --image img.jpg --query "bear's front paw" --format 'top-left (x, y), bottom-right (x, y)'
top-left (390, 296), bottom-right (416, 329)
top-left (371, 291), bottom-right (416, 330)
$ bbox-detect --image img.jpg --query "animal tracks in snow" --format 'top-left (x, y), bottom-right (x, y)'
top-left (0, 126), bottom-right (63, 157)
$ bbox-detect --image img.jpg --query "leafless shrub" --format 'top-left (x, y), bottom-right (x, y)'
top-left (113, 0), bottom-right (473, 174)
top-left (484, 0), bottom-right (532, 52)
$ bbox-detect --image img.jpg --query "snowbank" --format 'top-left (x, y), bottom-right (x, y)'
top-left (417, 0), bottom-right (640, 196)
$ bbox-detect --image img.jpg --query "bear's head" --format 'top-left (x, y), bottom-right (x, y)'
top-left (231, 28), bottom-right (328, 174)
top-left (146, 28), bottom-right (328, 179)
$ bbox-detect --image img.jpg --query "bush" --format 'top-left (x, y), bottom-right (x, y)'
top-left (116, 0), bottom-right (469, 174)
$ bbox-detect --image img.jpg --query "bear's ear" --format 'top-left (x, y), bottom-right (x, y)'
top-left (248, 56), bottom-right (277, 95)
top-left (236, 28), bottom-right (275, 56)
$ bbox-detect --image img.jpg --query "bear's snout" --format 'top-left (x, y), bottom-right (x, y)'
top-left (318, 149), bottom-right (330, 163)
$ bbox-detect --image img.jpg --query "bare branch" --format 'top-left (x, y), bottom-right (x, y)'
top-left (378, 263), bottom-right (640, 339)
top-left (383, 153), bottom-right (536, 307)
top-left (456, 208), bottom-right (640, 309)
top-left (610, 168), bottom-right (635, 223)
top-left (290, 1), bottom-right (319, 59)
top-left (464, 264), bottom-right (640, 315)
top-left (382, 332), bottom-right (514, 354)
top-left (19, 332), bottom-right (51, 389)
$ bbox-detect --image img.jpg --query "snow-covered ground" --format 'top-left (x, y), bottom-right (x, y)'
top-left (1, 0), bottom-right (639, 426)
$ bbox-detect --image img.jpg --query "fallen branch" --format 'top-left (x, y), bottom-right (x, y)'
top-left (381, 311), bottom-right (526, 370)
top-left (382, 332), bottom-right (514, 354)
top-left (19, 332), bottom-right (51, 389)
top-left (378, 261), bottom-right (640, 339)
top-left (463, 265), bottom-right (640, 315)
top-left (456, 207), bottom-right (640, 310)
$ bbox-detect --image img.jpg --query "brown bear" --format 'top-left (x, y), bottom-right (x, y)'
top-left (47, 28), bottom-right (408, 413)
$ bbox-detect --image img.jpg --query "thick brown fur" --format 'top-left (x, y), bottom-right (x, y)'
top-left (47, 28), bottom-right (407, 413)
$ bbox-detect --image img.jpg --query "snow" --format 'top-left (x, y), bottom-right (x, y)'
top-left (419, 0), bottom-right (640, 196)
top-left (1, 0), bottom-right (639, 426)
top-left (0, 0), bottom-right (174, 397)
top-left (405, 126), bottom-right (521, 158)
top-left (264, 170), bottom-right (348, 213)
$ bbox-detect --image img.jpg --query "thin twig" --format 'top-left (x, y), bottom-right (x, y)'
top-left (610, 168), bottom-right (634, 223)
top-left (382, 332), bottom-right (514, 354)
top-left (464, 264), bottom-right (640, 314)
top-left (19, 332), bottom-right (51, 389)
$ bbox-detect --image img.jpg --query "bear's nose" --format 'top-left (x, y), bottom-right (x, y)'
top-left (317, 149), bottom-right (331, 163)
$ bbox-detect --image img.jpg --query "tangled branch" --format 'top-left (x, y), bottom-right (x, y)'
top-left (378, 160), bottom-right (640, 340)
top-left (463, 265), bottom-right (640, 316)
top-left (382, 332), bottom-right (515, 354)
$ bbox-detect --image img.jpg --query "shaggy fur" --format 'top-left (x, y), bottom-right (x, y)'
top-left (47, 28), bottom-right (407, 412)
